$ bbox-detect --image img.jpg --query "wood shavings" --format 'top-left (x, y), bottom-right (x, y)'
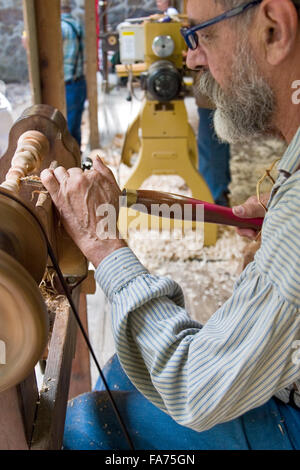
top-left (31, 190), bottom-right (48, 201)
top-left (229, 136), bottom-right (286, 206)
top-left (21, 175), bottom-right (42, 182)
top-left (39, 269), bottom-right (68, 330)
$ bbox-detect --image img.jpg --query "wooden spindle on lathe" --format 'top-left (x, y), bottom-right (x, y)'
top-left (0, 130), bottom-right (50, 193)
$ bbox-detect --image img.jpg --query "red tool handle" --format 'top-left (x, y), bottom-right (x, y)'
top-left (125, 189), bottom-right (263, 231)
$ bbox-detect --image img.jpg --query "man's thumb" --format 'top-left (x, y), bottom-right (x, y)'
top-left (232, 195), bottom-right (268, 219)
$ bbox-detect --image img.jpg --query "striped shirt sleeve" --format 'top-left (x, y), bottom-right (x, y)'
top-left (95, 239), bottom-right (300, 431)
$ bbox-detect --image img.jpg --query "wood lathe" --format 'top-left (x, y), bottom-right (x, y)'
top-left (0, 104), bottom-right (91, 450)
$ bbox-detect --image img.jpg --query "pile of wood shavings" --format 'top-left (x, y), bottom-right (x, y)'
top-left (39, 280), bottom-right (69, 331)
top-left (39, 284), bottom-right (69, 360)
top-left (229, 136), bottom-right (286, 206)
top-left (21, 175), bottom-right (41, 182)
top-left (42, 292), bottom-right (69, 322)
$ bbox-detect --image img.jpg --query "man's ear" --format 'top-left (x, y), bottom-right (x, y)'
top-left (258, 0), bottom-right (299, 65)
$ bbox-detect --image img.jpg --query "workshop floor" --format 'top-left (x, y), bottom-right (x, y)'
top-left (4, 75), bottom-right (287, 389)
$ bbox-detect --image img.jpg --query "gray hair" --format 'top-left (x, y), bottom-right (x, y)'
top-left (215, 0), bottom-right (248, 6)
top-left (214, 0), bottom-right (258, 26)
top-left (214, 0), bottom-right (300, 30)
top-left (215, 0), bottom-right (300, 14)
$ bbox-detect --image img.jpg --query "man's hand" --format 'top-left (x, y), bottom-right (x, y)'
top-left (41, 156), bottom-right (127, 268)
top-left (232, 193), bottom-right (270, 240)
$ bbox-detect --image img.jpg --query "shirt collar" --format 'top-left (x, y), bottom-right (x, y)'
top-left (277, 126), bottom-right (300, 175)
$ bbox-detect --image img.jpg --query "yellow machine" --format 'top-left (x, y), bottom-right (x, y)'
top-left (117, 16), bottom-right (217, 245)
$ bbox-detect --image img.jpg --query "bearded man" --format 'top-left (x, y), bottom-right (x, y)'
top-left (42, 0), bottom-right (300, 450)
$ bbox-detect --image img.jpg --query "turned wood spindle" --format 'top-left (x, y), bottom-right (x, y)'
top-left (0, 130), bottom-right (50, 193)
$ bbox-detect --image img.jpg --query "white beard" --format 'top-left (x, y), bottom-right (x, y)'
top-left (213, 108), bottom-right (239, 144)
top-left (196, 42), bottom-right (275, 145)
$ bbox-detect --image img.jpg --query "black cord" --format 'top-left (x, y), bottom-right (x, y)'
top-left (0, 188), bottom-right (135, 451)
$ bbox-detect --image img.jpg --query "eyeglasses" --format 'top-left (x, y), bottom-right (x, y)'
top-left (180, 0), bottom-right (263, 50)
top-left (256, 158), bottom-right (280, 213)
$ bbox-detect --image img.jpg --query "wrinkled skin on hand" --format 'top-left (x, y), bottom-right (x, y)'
top-left (41, 156), bottom-right (127, 268)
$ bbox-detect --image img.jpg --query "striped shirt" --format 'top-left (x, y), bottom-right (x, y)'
top-left (95, 127), bottom-right (300, 431)
top-left (61, 13), bottom-right (84, 82)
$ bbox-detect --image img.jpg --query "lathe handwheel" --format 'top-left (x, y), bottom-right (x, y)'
top-left (0, 250), bottom-right (48, 393)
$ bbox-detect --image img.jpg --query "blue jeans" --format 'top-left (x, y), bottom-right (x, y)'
top-left (197, 108), bottom-right (231, 206)
top-left (65, 77), bottom-right (87, 147)
top-left (63, 354), bottom-right (300, 450)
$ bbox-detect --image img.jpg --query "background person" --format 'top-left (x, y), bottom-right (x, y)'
top-left (194, 74), bottom-right (232, 206)
top-left (156, 0), bottom-right (179, 15)
top-left (61, 0), bottom-right (87, 149)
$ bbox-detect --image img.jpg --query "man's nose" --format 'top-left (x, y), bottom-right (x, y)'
top-left (186, 46), bottom-right (208, 70)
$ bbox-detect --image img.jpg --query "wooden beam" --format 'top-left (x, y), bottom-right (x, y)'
top-left (33, 0), bottom-right (66, 117)
top-left (30, 291), bottom-right (79, 450)
top-left (22, 0), bottom-right (42, 104)
top-left (85, 0), bottom-right (100, 149)
top-left (68, 293), bottom-right (91, 399)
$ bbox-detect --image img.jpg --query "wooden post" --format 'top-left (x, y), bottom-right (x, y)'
top-left (181, 0), bottom-right (188, 14)
top-left (22, 0), bottom-right (42, 105)
top-left (99, 0), bottom-right (109, 92)
top-left (32, 0), bottom-right (66, 117)
top-left (30, 291), bottom-right (79, 450)
top-left (68, 293), bottom-right (92, 399)
top-left (85, 0), bottom-right (100, 149)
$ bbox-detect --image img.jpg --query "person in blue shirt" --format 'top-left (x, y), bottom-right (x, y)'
top-left (61, 0), bottom-right (86, 149)
top-left (195, 81), bottom-right (232, 206)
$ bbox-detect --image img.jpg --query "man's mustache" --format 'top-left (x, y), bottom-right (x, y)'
top-left (196, 70), bottom-right (222, 103)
